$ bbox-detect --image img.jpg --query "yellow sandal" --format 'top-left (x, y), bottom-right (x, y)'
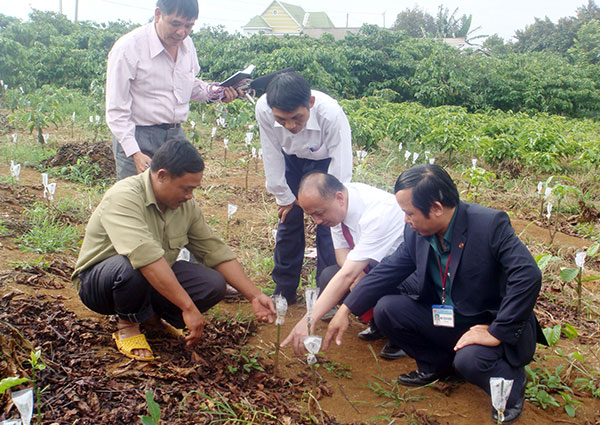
top-left (112, 332), bottom-right (155, 361)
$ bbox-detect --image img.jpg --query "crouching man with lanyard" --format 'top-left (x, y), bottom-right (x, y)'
top-left (323, 164), bottom-right (546, 424)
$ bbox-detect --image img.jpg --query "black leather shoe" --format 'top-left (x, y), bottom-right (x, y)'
top-left (491, 376), bottom-right (526, 424)
top-left (398, 369), bottom-right (445, 387)
top-left (358, 326), bottom-right (384, 341)
top-left (379, 341), bottom-right (406, 360)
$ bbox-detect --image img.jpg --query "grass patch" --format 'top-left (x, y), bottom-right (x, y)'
top-left (18, 202), bottom-right (80, 253)
top-left (0, 137), bottom-right (55, 167)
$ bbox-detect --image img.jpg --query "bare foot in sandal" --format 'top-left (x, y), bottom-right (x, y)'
top-left (142, 315), bottom-right (184, 338)
top-left (116, 319), bottom-right (154, 359)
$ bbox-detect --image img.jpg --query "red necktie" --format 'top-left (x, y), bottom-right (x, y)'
top-left (341, 222), bottom-right (355, 249)
top-left (341, 223), bottom-right (374, 323)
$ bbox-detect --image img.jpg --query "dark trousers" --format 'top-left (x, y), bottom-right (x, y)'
top-left (374, 295), bottom-right (527, 407)
top-left (272, 153), bottom-right (336, 303)
top-left (112, 125), bottom-right (185, 180)
top-left (317, 264), bottom-right (342, 294)
top-left (78, 255), bottom-right (226, 328)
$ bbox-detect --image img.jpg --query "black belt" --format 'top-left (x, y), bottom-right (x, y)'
top-left (139, 123), bottom-right (181, 130)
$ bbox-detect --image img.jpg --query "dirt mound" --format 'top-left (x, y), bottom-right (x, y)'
top-left (41, 141), bottom-right (115, 181)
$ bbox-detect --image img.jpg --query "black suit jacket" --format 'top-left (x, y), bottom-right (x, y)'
top-left (344, 201), bottom-right (545, 367)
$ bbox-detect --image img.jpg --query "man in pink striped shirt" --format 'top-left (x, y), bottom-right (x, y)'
top-left (106, 0), bottom-right (238, 180)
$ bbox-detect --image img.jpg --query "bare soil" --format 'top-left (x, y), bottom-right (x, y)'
top-left (0, 147), bottom-right (599, 424)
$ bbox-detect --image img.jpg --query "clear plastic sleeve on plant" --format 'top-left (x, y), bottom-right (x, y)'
top-left (305, 287), bottom-right (319, 317)
top-left (227, 203), bottom-right (237, 220)
top-left (575, 252), bottom-right (586, 270)
top-left (490, 377), bottom-right (513, 423)
top-left (11, 387), bottom-right (33, 425)
top-left (303, 335), bottom-right (322, 366)
top-left (176, 247), bottom-right (191, 262)
top-left (10, 161), bottom-right (21, 181)
top-left (44, 182), bottom-right (56, 201)
top-left (274, 294), bottom-right (288, 325)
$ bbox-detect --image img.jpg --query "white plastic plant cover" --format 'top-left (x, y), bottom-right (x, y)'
top-left (274, 294), bottom-right (288, 325)
top-left (10, 161), bottom-right (21, 181)
top-left (227, 203), bottom-right (238, 220)
top-left (44, 183), bottom-right (56, 201)
top-left (11, 387), bottom-right (33, 425)
top-left (305, 287), bottom-right (319, 318)
top-left (176, 247), bottom-right (191, 262)
top-left (490, 377), bottom-right (513, 423)
top-left (303, 335), bottom-right (322, 365)
top-left (575, 252), bottom-right (586, 270)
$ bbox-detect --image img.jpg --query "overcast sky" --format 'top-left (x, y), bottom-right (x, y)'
top-left (0, 0), bottom-right (585, 40)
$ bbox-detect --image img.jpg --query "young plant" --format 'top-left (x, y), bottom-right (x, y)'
top-left (546, 202), bottom-right (556, 244)
top-left (9, 86), bottom-right (69, 145)
top-left (27, 349), bottom-right (47, 425)
top-left (18, 202), bottom-right (80, 253)
top-left (226, 203), bottom-right (237, 240)
top-left (140, 390), bottom-right (161, 425)
top-left (273, 295), bottom-right (288, 377)
top-left (463, 165), bottom-right (496, 203)
top-left (525, 364), bottom-right (583, 417)
top-left (559, 243), bottom-right (600, 315)
top-left (537, 176), bottom-right (554, 220)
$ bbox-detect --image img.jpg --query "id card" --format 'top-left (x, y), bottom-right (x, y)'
top-left (432, 305), bottom-right (455, 328)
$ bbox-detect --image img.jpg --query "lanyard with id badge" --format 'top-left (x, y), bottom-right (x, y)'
top-left (432, 252), bottom-right (454, 328)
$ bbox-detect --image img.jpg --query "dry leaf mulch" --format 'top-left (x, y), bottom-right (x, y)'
top-left (40, 141), bottom-right (116, 181)
top-left (0, 293), bottom-right (362, 424)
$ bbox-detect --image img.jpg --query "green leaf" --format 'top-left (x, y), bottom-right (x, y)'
top-left (586, 242), bottom-right (599, 258)
top-left (543, 324), bottom-right (561, 346)
top-left (140, 416), bottom-right (155, 425)
top-left (561, 323), bottom-right (578, 340)
top-left (559, 268), bottom-right (579, 282)
top-left (145, 390), bottom-right (160, 422)
top-left (535, 254), bottom-right (554, 272)
top-left (0, 377), bottom-right (30, 394)
top-left (581, 275), bottom-right (600, 282)
top-left (568, 351), bottom-right (584, 362)
top-left (564, 404), bottom-right (576, 417)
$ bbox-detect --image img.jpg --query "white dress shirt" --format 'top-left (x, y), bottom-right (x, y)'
top-left (106, 22), bottom-right (212, 157)
top-left (331, 183), bottom-right (405, 263)
top-left (256, 90), bottom-right (353, 206)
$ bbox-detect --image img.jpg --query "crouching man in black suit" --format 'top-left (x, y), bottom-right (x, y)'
top-left (323, 164), bottom-right (546, 424)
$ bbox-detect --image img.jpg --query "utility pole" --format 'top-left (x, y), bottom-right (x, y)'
top-left (346, 13), bottom-right (349, 28)
top-left (74, 0), bottom-right (79, 22)
top-left (382, 11), bottom-right (386, 28)
top-left (59, 0), bottom-right (63, 14)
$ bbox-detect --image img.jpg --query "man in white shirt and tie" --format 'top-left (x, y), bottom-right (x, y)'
top-left (256, 72), bottom-right (352, 305)
top-left (281, 171), bottom-right (411, 359)
top-left (106, 0), bottom-right (239, 180)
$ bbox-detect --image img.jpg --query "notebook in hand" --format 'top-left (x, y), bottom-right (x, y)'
top-left (219, 64), bottom-right (255, 87)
